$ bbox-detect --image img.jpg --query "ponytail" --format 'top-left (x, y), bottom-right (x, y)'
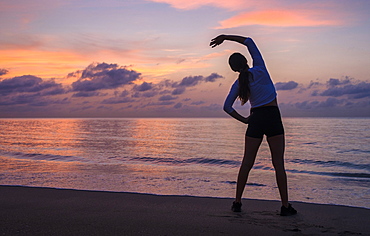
top-left (228, 52), bottom-right (250, 105)
top-left (238, 69), bottom-right (250, 106)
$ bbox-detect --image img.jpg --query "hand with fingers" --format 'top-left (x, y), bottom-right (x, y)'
top-left (209, 35), bottom-right (226, 48)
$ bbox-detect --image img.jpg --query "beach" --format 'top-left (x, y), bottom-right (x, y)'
top-left (1, 118), bottom-right (369, 235)
top-left (1, 185), bottom-right (369, 235)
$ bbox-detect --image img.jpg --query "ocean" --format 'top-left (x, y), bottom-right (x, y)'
top-left (0, 118), bottom-right (369, 209)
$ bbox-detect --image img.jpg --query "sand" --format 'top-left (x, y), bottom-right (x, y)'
top-left (1, 185), bottom-right (369, 235)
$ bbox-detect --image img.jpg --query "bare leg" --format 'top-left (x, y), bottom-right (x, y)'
top-left (267, 134), bottom-right (289, 207)
top-left (235, 136), bottom-right (263, 203)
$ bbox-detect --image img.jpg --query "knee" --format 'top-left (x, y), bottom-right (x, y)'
top-left (272, 159), bottom-right (285, 171)
top-left (240, 160), bottom-right (254, 172)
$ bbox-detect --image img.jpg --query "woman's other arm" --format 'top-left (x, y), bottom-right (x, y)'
top-left (228, 110), bottom-right (250, 124)
top-left (223, 81), bottom-right (250, 124)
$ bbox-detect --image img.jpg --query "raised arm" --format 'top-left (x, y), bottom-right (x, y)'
top-left (210, 35), bottom-right (265, 67)
top-left (210, 35), bottom-right (247, 48)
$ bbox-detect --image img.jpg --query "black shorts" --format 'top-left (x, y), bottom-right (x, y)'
top-left (246, 106), bottom-right (284, 138)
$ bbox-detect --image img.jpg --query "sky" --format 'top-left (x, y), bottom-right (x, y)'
top-left (1, 0), bottom-right (370, 118)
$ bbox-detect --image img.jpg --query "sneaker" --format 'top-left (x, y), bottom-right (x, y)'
top-left (280, 203), bottom-right (297, 216)
top-left (231, 201), bottom-right (242, 212)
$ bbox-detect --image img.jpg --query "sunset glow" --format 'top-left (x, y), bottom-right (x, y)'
top-left (1, 0), bottom-right (369, 117)
top-left (0, 49), bottom-right (87, 78)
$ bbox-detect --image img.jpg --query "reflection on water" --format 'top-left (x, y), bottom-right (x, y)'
top-left (0, 118), bottom-right (369, 208)
top-left (0, 119), bottom-right (86, 157)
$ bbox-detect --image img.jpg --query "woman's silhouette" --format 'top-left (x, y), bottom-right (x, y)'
top-left (210, 34), bottom-right (297, 216)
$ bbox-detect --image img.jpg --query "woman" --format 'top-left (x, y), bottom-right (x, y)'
top-left (210, 34), bottom-right (297, 216)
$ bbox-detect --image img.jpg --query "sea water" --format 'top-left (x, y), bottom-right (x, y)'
top-left (0, 118), bottom-right (369, 208)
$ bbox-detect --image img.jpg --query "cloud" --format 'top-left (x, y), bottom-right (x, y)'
top-left (275, 81), bottom-right (298, 90)
top-left (146, 101), bottom-right (176, 106)
top-left (0, 93), bottom-right (69, 106)
top-left (71, 63), bottom-right (141, 92)
top-left (293, 98), bottom-right (344, 110)
top-left (0, 63), bottom-right (139, 108)
top-left (316, 98), bottom-right (344, 108)
top-left (0, 71), bottom-right (70, 108)
top-left (280, 101), bottom-right (370, 117)
top-left (276, 77), bottom-right (370, 116)
top-left (307, 81), bottom-right (322, 89)
top-left (216, 9), bottom-right (341, 28)
top-left (0, 75), bottom-right (66, 96)
top-left (191, 101), bottom-right (205, 105)
top-left (131, 81), bottom-right (158, 98)
top-left (101, 97), bottom-right (135, 104)
top-left (117, 90), bottom-right (130, 97)
top-left (100, 89), bottom-right (135, 104)
top-left (147, 0), bottom-right (343, 28)
top-left (3, 59), bottom-right (368, 117)
top-left (0, 69), bottom-right (8, 76)
top-left (133, 82), bottom-right (153, 92)
top-left (0, 75), bottom-right (41, 95)
top-left (320, 81), bottom-right (370, 99)
top-left (284, 78), bottom-right (370, 100)
top-left (131, 82), bottom-right (160, 98)
top-left (327, 78), bottom-right (351, 87)
top-left (133, 91), bottom-right (158, 98)
top-left (0, 63), bottom-right (227, 117)
top-left (72, 91), bottom-right (102, 97)
top-left (170, 73), bottom-right (223, 95)
top-left (0, 93), bottom-right (37, 106)
top-left (159, 95), bottom-right (177, 101)
top-left (174, 102), bottom-right (182, 109)
top-left (172, 87), bottom-right (186, 95)
top-left (204, 73), bottom-right (223, 82)
top-left (174, 75), bottom-right (204, 87)
top-left (304, 77), bottom-right (370, 100)
top-left (30, 97), bottom-right (69, 107)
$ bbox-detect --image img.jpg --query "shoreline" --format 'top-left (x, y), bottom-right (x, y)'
top-left (1, 185), bottom-right (369, 235)
top-left (2, 184), bottom-right (369, 210)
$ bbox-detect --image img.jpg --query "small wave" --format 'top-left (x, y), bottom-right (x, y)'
top-left (185, 158), bottom-right (240, 166)
top-left (336, 149), bottom-right (370, 154)
top-left (289, 159), bottom-right (370, 171)
top-left (0, 150), bottom-right (83, 163)
top-left (327, 172), bottom-right (370, 178)
top-left (287, 169), bottom-right (370, 179)
top-left (246, 182), bottom-right (266, 187)
top-left (222, 181), bottom-right (266, 186)
top-left (126, 156), bottom-right (241, 167)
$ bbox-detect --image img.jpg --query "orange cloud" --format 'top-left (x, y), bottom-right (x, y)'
top-left (216, 9), bottom-right (342, 28)
top-left (147, 0), bottom-right (345, 29)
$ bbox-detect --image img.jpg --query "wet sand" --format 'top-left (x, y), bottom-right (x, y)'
top-left (1, 185), bottom-right (369, 235)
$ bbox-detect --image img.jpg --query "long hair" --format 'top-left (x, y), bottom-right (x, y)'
top-left (229, 53), bottom-right (250, 105)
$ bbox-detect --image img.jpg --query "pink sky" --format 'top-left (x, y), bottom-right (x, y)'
top-left (1, 0), bottom-right (369, 117)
